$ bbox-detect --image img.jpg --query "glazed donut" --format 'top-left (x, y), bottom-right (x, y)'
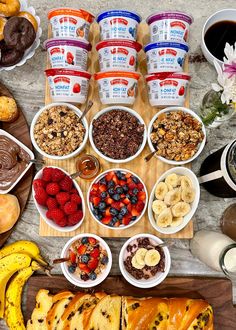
top-left (0, 0), bottom-right (20, 17)
top-left (18, 11), bottom-right (38, 32)
top-left (0, 17), bottom-right (7, 41)
top-left (4, 17), bottom-right (36, 51)
top-left (0, 40), bottom-right (24, 67)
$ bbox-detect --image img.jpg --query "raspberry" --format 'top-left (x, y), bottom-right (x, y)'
top-left (59, 176), bottom-right (73, 192)
top-left (46, 209), bottom-right (53, 220)
top-left (70, 193), bottom-right (82, 205)
top-left (70, 188), bottom-right (77, 194)
top-left (64, 201), bottom-right (77, 215)
top-left (49, 208), bottom-right (65, 222)
top-left (46, 197), bottom-right (58, 210)
top-left (68, 210), bottom-right (83, 225)
top-left (51, 168), bottom-right (65, 182)
top-left (33, 179), bottom-right (45, 192)
top-left (42, 167), bottom-right (53, 182)
top-left (55, 217), bottom-right (67, 227)
top-left (46, 182), bottom-right (60, 196)
top-left (56, 192), bottom-right (70, 205)
top-left (35, 187), bottom-right (48, 206)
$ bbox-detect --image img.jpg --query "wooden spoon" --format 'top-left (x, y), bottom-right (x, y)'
top-left (144, 150), bottom-right (156, 162)
top-left (53, 257), bottom-right (69, 264)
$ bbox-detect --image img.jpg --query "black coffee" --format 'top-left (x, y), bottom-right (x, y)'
top-left (204, 20), bottom-right (236, 61)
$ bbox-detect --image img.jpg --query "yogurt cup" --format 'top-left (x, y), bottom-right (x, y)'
top-left (146, 72), bottom-right (191, 107)
top-left (144, 41), bottom-right (189, 73)
top-left (96, 39), bottom-right (142, 72)
top-left (44, 38), bottom-right (92, 70)
top-left (96, 9), bottom-right (141, 41)
top-left (48, 8), bottom-right (94, 41)
top-left (94, 71), bottom-right (140, 105)
top-left (45, 68), bottom-right (91, 104)
top-left (146, 11), bottom-right (193, 43)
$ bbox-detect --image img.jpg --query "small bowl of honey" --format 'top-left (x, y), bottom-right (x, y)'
top-left (75, 154), bottom-right (101, 180)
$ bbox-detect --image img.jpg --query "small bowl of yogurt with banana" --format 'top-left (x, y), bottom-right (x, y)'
top-left (119, 233), bottom-right (171, 288)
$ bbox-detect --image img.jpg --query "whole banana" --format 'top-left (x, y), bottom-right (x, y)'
top-left (4, 261), bottom-right (41, 330)
top-left (0, 241), bottom-right (48, 266)
top-left (0, 253), bottom-right (32, 318)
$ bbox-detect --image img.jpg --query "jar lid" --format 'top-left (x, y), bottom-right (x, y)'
top-left (227, 140), bottom-right (236, 185)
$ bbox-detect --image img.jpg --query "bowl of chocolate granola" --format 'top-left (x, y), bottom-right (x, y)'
top-left (89, 106), bottom-right (147, 163)
top-left (119, 233), bottom-right (171, 288)
top-left (147, 107), bottom-right (206, 165)
top-left (30, 102), bottom-right (88, 160)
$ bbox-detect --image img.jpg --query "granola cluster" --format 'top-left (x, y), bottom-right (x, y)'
top-left (150, 111), bottom-right (204, 161)
top-left (34, 105), bottom-right (85, 156)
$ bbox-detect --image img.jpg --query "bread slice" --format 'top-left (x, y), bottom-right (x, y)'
top-left (26, 289), bottom-right (53, 330)
top-left (86, 295), bottom-right (121, 330)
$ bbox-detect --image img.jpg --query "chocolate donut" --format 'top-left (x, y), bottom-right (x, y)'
top-left (3, 17), bottom-right (36, 51)
top-left (0, 40), bottom-right (24, 67)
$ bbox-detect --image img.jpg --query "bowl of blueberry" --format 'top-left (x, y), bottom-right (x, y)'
top-left (87, 169), bottom-right (148, 230)
top-left (61, 233), bottom-right (112, 287)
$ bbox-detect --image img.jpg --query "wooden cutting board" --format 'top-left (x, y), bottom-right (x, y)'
top-left (26, 275), bottom-right (236, 329)
top-left (0, 82), bottom-right (33, 247)
top-left (39, 21), bottom-right (193, 238)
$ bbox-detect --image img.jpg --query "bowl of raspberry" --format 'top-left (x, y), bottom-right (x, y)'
top-left (87, 169), bottom-right (148, 230)
top-left (32, 166), bottom-right (85, 232)
top-left (61, 233), bottom-right (112, 287)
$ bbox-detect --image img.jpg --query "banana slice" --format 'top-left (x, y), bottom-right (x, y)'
top-left (180, 176), bottom-right (193, 190)
top-left (165, 173), bottom-right (180, 187)
top-left (144, 249), bottom-right (161, 267)
top-left (156, 208), bottom-right (172, 227)
top-left (172, 202), bottom-right (191, 217)
top-left (166, 183), bottom-right (174, 191)
top-left (155, 182), bottom-right (168, 200)
top-left (171, 217), bottom-right (184, 227)
top-left (135, 248), bottom-right (147, 266)
top-left (181, 187), bottom-right (195, 203)
top-left (152, 200), bottom-right (167, 215)
top-left (164, 189), bottom-right (181, 206)
top-left (131, 255), bottom-right (144, 269)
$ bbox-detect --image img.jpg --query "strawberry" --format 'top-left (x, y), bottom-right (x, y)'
top-left (78, 245), bottom-right (87, 254)
top-left (88, 237), bottom-right (97, 245)
top-left (98, 184), bottom-right (107, 192)
top-left (178, 86), bottom-right (185, 96)
top-left (123, 197), bottom-right (130, 205)
top-left (35, 187), bottom-right (48, 206)
top-left (137, 182), bottom-right (144, 190)
top-left (92, 196), bottom-right (101, 206)
top-left (79, 263), bottom-right (90, 273)
top-left (105, 171), bottom-right (115, 181)
top-left (90, 190), bottom-right (98, 197)
top-left (112, 174), bottom-right (119, 185)
top-left (105, 208), bottom-right (111, 217)
top-left (119, 180), bottom-right (127, 186)
top-left (55, 217), bottom-right (67, 227)
top-left (73, 83), bottom-right (81, 93)
top-left (64, 201), bottom-right (77, 215)
top-left (49, 208), bottom-right (65, 222)
top-left (70, 188), bottom-right (77, 194)
top-left (42, 167), bottom-right (53, 182)
top-left (46, 197), bottom-right (58, 210)
top-left (127, 203), bottom-right (132, 213)
top-left (46, 182), bottom-right (60, 196)
top-left (33, 179), bottom-right (45, 192)
top-left (101, 216), bottom-right (112, 225)
top-left (128, 182), bottom-right (137, 190)
top-left (105, 197), bottom-right (113, 205)
top-left (122, 215), bottom-right (131, 226)
top-left (51, 168), bottom-right (65, 182)
top-left (59, 175), bottom-right (73, 192)
top-left (69, 251), bottom-right (76, 263)
top-left (56, 192), bottom-right (70, 205)
top-left (136, 201), bottom-right (145, 212)
top-left (131, 207), bottom-right (139, 217)
top-left (70, 193), bottom-right (82, 205)
top-left (88, 257), bottom-right (99, 270)
top-left (90, 248), bottom-right (100, 258)
top-left (137, 191), bottom-right (146, 201)
top-left (68, 210), bottom-right (83, 225)
top-left (91, 183), bottom-right (99, 191)
top-left (129, 55), bottom-right (135, 66)
top-left (111, 201), bottom-right (122, 210)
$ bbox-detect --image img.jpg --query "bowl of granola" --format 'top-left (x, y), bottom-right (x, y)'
top-left (147, 107), bottom-right (206, 165)
top-left (30, 102), bottom-right (88, 160)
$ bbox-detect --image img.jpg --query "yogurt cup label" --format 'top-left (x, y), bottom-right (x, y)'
top-left (99, 78), bottom-right (137, 100)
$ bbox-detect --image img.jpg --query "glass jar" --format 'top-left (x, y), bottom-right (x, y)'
top-left (75, 154), bottom-right (101, 180)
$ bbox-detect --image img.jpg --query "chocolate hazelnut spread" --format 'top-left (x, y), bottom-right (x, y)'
top-left (0, 135), bottom-right (30, 190)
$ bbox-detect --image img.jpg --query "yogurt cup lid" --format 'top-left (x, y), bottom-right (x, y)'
top-left (144, 41), bottom-right (189, 53)
top-left (146, 11), bottom-right (193, 25)
top-left (45, 68), bottom-right (91, 79)
top-left (96, 9), bottom-right (142, 23)
top-left (48, 7), bottom-right (94, 23)
top-left (94, 71), bottom-right (141, 80)
top-left (96, 39), bottom-right (142, 52)
top-left (44, 38), bottom-right (92, 51)
top-left (146, 72), bottom-right (191, 81)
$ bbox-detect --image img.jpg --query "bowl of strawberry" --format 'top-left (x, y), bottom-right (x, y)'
top-left (33, 166), bottom-right (85, 232)
top-left (61, 234), bottom-right (112, 287)
top-left (87, 169), bottom-right (148, 229)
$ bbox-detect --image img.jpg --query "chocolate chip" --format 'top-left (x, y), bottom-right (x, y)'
top-left (47, 118), bottom-right (53, 125)
top-left (52, 131), bottom-right (57, 137)
top-left (59, 111), bottom-right (66, 116)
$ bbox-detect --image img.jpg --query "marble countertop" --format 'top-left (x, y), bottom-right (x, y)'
top-left (1, 0), bottom-right (236, 328)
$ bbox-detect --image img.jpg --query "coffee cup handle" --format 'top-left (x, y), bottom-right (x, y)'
top-left (198, 170), bottom-right (223, 184)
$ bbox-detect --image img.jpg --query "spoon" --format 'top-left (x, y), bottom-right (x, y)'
top-left (53, 257), bottom-right (69, 264)
top-left (144, 150), bottom-right (156, 162)
top-left (70, 161), bottom-right (96, 180)
top-left (79, 100), bottom-right (93, 122)
top-left (29, 159), bottom-right (45, 165)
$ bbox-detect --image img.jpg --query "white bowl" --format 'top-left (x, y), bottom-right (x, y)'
top-left (148, 167), bottom-right (200, 235)
top-left (119, 233), bottom-right (171, 288)
top-left (89, 106), bottom-right (147, 164)
top-left (147, 107), bottom-right (206, 165)
top-left (87, 168), bottom-right (148, 230)
top-left (0, 0), bottom-right (42, 71)
top-left (0, 129), bottom-right (34, 194)
top-left (201, 9), bottom-right (236, 65)
top-left (61, 233), bottom-right (112, 288)
top-left (30, 102), bottom-right (88, 160)
top-left (32, 166), bottom-right (85, 233)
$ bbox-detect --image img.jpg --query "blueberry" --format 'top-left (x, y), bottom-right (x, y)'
top-left (122, 185), bottom-right (128, 193)
top-left (132, 188), bottom-right (139, 195)
top-left (117, 213), bottom-right (123, 220)
top-left (95, 213), bottom-right (103, 221)
top-left (108, 188), bottom-right (115, 196)
top-left (109, 217), bottom-right (118, 226)
top-left (101, 256), bottom-right (109, 265)
top-left (93, 209), bottom-right (99, 216)
top-left (131, 196), bottom-right (138, 204)
top-left (81, 237), bottom-right (88, 244)
top-left (110, 207), bottom-right (119, 215)
top-left (120, 206), bottom-right (128, 215)
top-left (68, 265), bottom-right (76, 273)
top-left (131, 216), bottom-right (137, 221)
top-left (116, 170), bottom-right (123, 180)
top-left (121, 174), bottom-right (126, 181)
top-left (107, 180), bottom-right (115, 188)
top-left (116, 187), bottom-right (123, 194)
top-left (89, 272), bottom-right (97, 280)
top-left (81, 254), bottom-right (89, 263)
top-left (126, 194), bottom-right (131, 199)
top-left (81, 273), bottom-right (89, 281)
top-left (132, 176), bottom-right (140, 184)
top-left (100, 191), bottom-right (107, 199)
top-left (100, 177), bottom-right (107, 185)
top-left (113, 194), bottom-right (121, 201)
top-left (98, 201), bottom-right (106, 210)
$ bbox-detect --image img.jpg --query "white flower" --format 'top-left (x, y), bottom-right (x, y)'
top-left (223, 42), bottom-right (236, 64)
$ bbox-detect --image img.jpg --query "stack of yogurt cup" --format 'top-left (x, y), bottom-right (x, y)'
top-left (95, 9), bottom-right (142, 105)
top-left (44, 7), bottom-right (94, 104)
top-left (145, 11), bottom-right (193, 107)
